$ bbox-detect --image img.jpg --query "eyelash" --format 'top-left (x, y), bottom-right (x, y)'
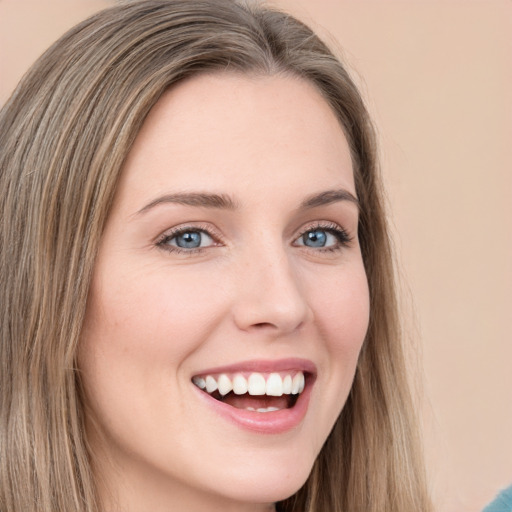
top-left (295, 222), bottom-right (353, 253)
top-left (155, 223), bottom-right (221, 255)
top-left (155, 221), bottom-right (353, 255)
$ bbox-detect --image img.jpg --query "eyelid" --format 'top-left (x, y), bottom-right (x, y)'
top-left (293, 220), bottom-right (353, 249)
top-left (155, 222), bottom-right (224, 253)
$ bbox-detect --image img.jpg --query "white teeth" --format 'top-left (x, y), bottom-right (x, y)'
top-left (283, 375), bottom-right (292, 394)
top-left (192, 376), bottom-right (206, 389)
top-left (193, 371), bottom-right (306, 397)
top-left (266, 373), bottom-right (283, 396)
top-left (298, 372), bottom-right (305, 393)
top-left (205, 375), bottom-right (218, 393)
top-left (233, 374), bottom-right (248, 395)
top-left (291, 373), bottom-right (304, 394)
top-left (217, 374), bottom-right (232, 396)
top-left (248, 373), bottom-right (266, 395)
top-left (246, 407), bottom-right (280, 413)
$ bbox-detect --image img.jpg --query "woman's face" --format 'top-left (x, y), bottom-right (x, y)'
top-left (79, 73), bottom-right (369, 512)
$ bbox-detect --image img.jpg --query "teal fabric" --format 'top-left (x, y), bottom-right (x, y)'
top-left (483, 486), bottom-right (512, 512)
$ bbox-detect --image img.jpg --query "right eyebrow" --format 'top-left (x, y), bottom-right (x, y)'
top-left (135, 192), bottom-right (239, 215)
top-left (299, 189), bottom-right (359, 210)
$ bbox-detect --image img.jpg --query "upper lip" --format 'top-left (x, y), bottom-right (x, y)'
top-left (192, 358), bottom-right (317, 377)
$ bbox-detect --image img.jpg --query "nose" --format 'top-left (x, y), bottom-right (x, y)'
top-left (231, 245), bottom-right (311, 335)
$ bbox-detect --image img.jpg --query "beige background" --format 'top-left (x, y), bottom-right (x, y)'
top-left (1, 1), bottom-right (510, 511)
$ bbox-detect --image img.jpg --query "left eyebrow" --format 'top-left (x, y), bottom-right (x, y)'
top-left (299, 189), bottom-right (359, 210)
top-left (135, 192), bottom-right (239, 215)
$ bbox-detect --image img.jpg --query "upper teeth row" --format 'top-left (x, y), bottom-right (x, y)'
top-left (192, 372), bottom-right (305, 397)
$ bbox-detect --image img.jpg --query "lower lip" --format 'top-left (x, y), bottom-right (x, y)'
top-left (194, 380), bottom-right (314, 434)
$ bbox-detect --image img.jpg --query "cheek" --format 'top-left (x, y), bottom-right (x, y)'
top-left (77, 263), bottom-right (236, 441)
top-left (301, 261), bottom-right (369, 450)
top-left (78, 265), bottom-right (229, 447)
top-left (312, 263), bottom-right (370, 356)
top-left (81, 264), bottom-right (227, 366)
top-left (311, 262), bottom-right (369, 396)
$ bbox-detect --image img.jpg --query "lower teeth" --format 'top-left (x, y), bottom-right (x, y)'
top-left (246, 406), bottom-right (280, 413)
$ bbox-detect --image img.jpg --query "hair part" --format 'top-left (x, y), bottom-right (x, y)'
top-left (0, 1), bottom-right (432, 511)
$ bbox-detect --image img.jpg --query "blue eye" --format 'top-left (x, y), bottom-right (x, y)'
top-left (160, 229), bottom-right (215, 250)
top-left (295, 226), bottom-right (351, 250)
top-left (302, 229), bottom-right (329, 247)
top-left (175, 231), bottom-right (202, 248)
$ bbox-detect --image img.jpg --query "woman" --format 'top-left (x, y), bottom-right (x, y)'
top-left (0, 1), bottom-right (432, 511)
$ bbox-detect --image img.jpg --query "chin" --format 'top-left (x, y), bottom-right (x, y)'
top-left (202, 453), bottom-right (314, 505)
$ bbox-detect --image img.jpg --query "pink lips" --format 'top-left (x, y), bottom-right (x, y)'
top-left (194, 357), bottom-right (316, 376)
top-left (192, 358), bottom-right (316, 434)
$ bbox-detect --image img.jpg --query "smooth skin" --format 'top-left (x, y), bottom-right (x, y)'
top-left (79, 73), bottom-right (370, 512)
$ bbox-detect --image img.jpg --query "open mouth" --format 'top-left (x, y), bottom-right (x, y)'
top-left (192, 371), bottom-right (307, 413)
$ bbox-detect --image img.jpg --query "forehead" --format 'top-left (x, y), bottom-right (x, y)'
top-left (116, 72), bottom-right (355, 208)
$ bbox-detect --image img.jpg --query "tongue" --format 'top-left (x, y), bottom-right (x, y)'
top-left (223, 394), bottom-right (290, 410)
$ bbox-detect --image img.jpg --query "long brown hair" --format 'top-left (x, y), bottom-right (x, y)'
top-left (0, 1), bottom-right (431, 511)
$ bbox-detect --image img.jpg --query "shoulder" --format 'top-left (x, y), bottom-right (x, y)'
top-left (483, 485), bottom-right (512, 512)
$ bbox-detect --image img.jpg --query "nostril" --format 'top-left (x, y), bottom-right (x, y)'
top-left (253, 322), bottom-right (275, 329)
